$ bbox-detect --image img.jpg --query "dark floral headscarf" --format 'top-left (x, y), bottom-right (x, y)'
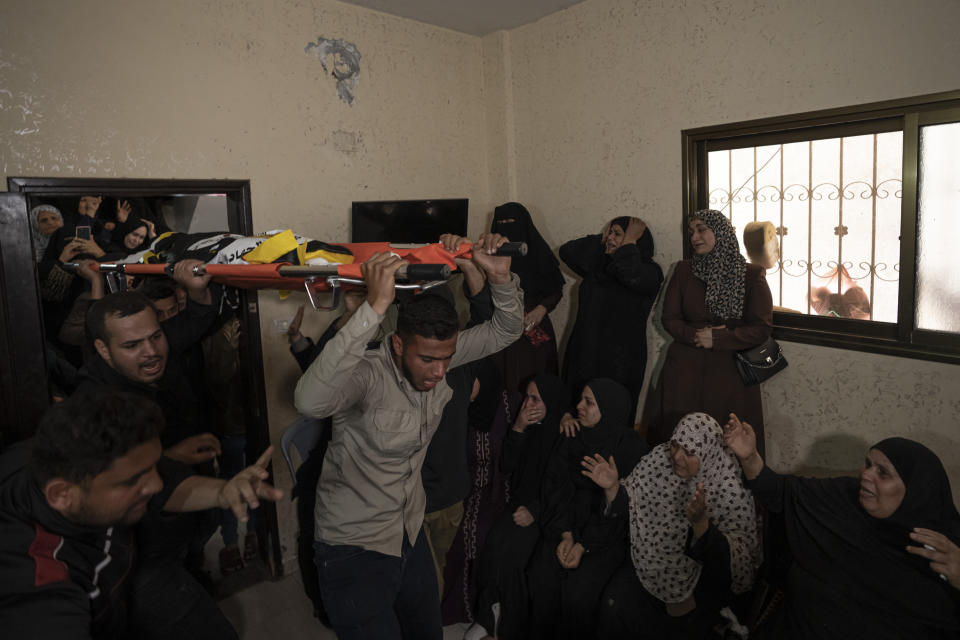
top-left (690, 209), bottom-right (746, 320)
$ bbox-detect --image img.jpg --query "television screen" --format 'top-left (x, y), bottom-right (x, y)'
top-left (351, 198), bottom-right (468, 243)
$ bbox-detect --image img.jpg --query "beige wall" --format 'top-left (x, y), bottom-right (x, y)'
top-left (502, 0), bottom-right (960, 486)
top-left (3, 0), bottom-right (960, 567)
top-left (0, 0), bottom-right (493, 568)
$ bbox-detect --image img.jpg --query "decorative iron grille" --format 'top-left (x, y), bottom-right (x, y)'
top-left (707, 132), bottom-right (903, 322)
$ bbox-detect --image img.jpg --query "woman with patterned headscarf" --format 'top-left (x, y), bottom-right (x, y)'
top-left (559, 216), bottom-right (663, 418)
top-left (584, 412), bottom-right (759, 639)
top-left (642, 209), bottom-right (772, 453)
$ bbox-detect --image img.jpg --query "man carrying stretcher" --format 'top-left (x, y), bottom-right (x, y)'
top-left (294, 233), bottom-right (523, 640)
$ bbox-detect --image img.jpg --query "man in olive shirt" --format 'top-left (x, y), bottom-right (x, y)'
top-left (294, 234), bottom-right (522, 640)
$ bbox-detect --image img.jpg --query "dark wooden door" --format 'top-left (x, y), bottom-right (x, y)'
top-left (0, 192), bottom-right (49, 447)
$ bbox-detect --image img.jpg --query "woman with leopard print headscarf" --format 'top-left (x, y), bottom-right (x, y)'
top-left (641, 209), bottom-right (772, 454)
top-left (583, 412), bottom-right (759, 639)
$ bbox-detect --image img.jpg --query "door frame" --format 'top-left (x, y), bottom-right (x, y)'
top-left (3, 176), bottom-right (283, 578)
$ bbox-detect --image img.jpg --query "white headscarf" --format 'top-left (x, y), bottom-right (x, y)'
top-left (622, 412), bottom-right (758, 603)
top-left (29, 204), bottom-right (63, 263)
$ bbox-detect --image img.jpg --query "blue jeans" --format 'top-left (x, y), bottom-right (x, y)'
top-left (314, 528), bottom-right (441, 640)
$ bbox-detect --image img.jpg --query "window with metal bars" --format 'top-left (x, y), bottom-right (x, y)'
top-left (682, 91), bottom-right (960, 363)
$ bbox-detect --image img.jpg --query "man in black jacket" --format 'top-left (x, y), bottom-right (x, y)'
top-left (0, 389), bottom-right (282, 639)
top-left (75, 261), bottom-right (227, 585)
top-left (75, 259), bottom-right (221, 466)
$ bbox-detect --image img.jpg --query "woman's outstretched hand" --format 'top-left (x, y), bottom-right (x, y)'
top-left (581, 454), bottom-right (620, 504)
top-left (723, 413), bottom-right (764, 480)
top-left (581, 454), bottom-right (618, 489)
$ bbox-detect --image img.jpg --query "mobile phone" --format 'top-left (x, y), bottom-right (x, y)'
top-left (75, 226), bottom-right (92, 241)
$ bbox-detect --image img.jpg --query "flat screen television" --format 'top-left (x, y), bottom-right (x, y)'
top-left (351, 198), bottom-right (468, 243)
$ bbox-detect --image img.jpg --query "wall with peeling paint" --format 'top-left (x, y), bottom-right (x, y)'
top-left (502, 0), bottom-right (960, 496)
top-left (0, 0), bottom-right (494, 570)
top-left (3, 0), bottom-right (960, 573)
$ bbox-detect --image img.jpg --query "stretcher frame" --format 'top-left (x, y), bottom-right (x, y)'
top-left (76, 240), bottom-right (526, 310)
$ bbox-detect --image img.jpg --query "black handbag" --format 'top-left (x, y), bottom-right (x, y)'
top-left (735, 337), bottom-right (787, 385)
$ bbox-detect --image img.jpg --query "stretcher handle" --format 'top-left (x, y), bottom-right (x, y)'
top-left (276, 263), bottom-right (450, 281)
top-left (491, 241), bottom-right (527, 257)
top-left (82, 262), bottom-right (451, 282)
top-left (404, 264), bottom-right (450, 281)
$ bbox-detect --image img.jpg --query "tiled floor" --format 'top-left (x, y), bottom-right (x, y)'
top-left (219, 569), bottom-right (470, 639)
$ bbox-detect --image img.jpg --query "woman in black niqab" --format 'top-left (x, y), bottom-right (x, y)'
top-left (725, 418), bottom-right (960, 640)
top-left (489, 203), bottom-right (565, 394)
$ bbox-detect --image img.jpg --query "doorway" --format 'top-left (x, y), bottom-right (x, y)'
top-left (1, 176), bottom-right (282, 593)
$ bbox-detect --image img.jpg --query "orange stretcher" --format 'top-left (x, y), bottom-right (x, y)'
top-left (85, 241), bottom-right (526, 310)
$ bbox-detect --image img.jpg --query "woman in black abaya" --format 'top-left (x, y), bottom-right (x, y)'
top-left (467, 373), bottom-right (568, 640)
top-left (526, 378), bottom-right (648, 640)
top-left (104, 216), bottom-right (153, 257)
top-left (559, 217), bottom-right (662, 418)
top-left (489, 202), bottom-right (565, 395)
top-left (724, 416), bottom-right (960, 639)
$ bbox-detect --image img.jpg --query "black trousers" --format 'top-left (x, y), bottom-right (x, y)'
top-left (128, 562), bottom-right (237, 640)
top-left (473, 508), bottom-right (541, 639)
top-left (597, 560), bottom-right (730, 640)
top-left (527, 537), bottom-right (626, 640)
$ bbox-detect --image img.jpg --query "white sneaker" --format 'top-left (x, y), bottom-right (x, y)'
top-left (462, 622), bottom-right (490, 640)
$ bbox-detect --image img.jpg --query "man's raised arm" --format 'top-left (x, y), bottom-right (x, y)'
top-left (449, 233), bottom-right (523, 368)
top-left (294, 253), bottom-right (406, 418)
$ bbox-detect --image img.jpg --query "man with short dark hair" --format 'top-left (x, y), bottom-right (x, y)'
top-left (78, 259), bottom-right (219, 464)
top-left (77, 260), bottom-right (224, 586)
top-left (0, 389), bottom-right (282, 639)
top-left (137, 278), bottom-right (182, 322)
top-left (294, 234), bottom-right (523, 640)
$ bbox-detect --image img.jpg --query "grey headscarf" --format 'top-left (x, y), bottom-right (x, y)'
top-left (29, 204), bottom-right (63, 263)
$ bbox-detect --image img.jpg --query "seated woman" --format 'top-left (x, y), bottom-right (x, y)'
top-left (559, 217), bottom-right (663, 417)
top-left (468, 373), bottom-right (568, 640)
top-left (585, 412), bottom-right (759, 639)
top-left (527, 379), bottom-right (648, 640)
top-left (724, 415), bottom-right (960, 639)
